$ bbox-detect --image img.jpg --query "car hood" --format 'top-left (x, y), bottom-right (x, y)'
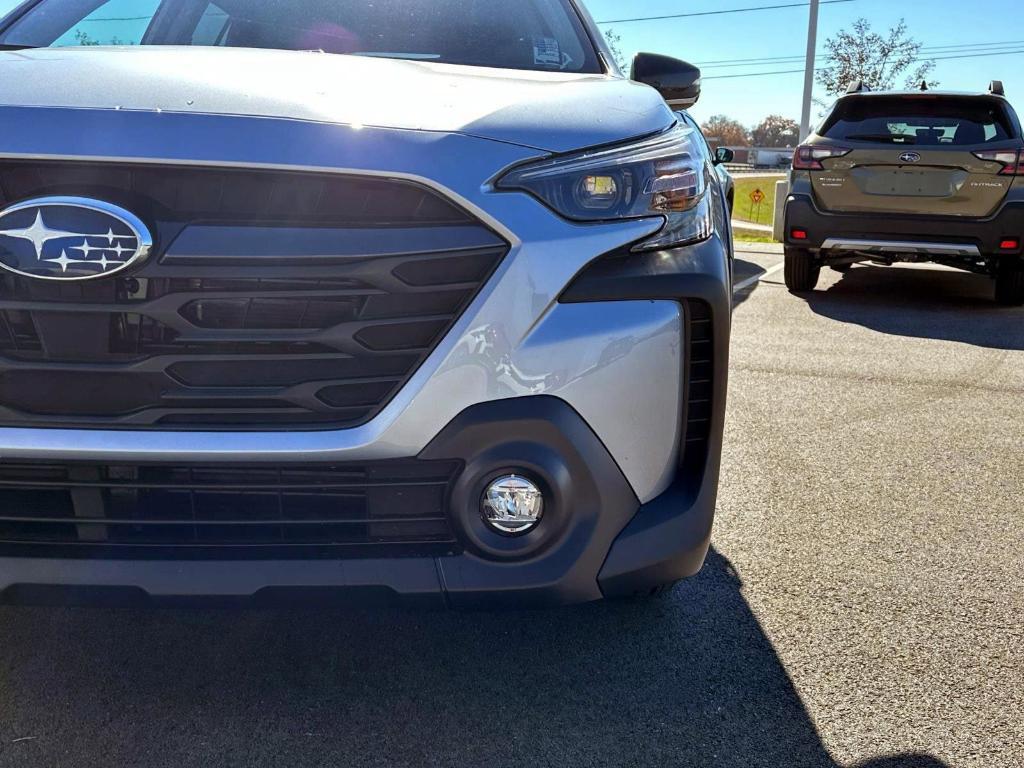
top-left (0, 47), bottom-right (675, 154)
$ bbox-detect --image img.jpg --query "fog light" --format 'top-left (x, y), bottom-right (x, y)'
top-left (481, 475), bottom-right (544, 535)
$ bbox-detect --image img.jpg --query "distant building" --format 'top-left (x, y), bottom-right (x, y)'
top-left (724, 146), bottom-right (795, 169)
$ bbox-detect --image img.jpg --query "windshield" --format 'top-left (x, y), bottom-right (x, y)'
top-left (820, 96), bottom-right (1017, 146)
top-left (0, 0), bottom-right (602, 73)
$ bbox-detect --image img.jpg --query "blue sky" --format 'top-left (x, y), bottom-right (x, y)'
top-left (583, 0), bottom-right (1024, 126)
top-left (2, 0), bottom-right (1021, 130)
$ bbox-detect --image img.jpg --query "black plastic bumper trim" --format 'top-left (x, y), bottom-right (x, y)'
top-left (0, 398), bottom-right (643, 608)
top-left (560, 234), bottom-right (732, 597)
top-left (785, 194), bottom-right (1024, 253)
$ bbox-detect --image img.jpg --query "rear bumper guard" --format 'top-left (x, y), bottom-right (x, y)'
top-left (820, 238), bottom-right (981, 258)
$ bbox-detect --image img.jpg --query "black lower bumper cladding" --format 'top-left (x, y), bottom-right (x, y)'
top-left (785, 194), bottom-right (1024, 255)
top-left (0, 398), bottom-right (641, 608)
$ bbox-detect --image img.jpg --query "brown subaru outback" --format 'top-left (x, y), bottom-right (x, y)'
top-left (784, 82), bottom-right (1024, 305)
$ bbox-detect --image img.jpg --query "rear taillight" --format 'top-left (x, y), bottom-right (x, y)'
top-left (792, 145), bottom-right (852, 170)
top-left (973, 149), bottom-right (1024, 175)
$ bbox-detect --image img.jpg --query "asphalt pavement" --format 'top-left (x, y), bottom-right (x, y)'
top-left (0, 250), bottom-right (1020, 767)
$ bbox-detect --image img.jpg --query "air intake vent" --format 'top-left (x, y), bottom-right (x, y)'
top-left (0, 459), bottom-right (462, 559)
top-left (681, 299), bottom-right (714, 476)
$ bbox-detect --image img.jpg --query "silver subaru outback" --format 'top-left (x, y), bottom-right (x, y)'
top-left (0, 0), bottom-right (731, 607)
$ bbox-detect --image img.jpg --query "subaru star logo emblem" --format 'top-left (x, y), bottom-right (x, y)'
top-left (0, 197), bottom-right (152, 281)
top-left (899, 152), bottom-right (922, 164)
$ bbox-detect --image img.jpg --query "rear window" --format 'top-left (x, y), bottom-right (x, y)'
top-left (0, 0), bottom-right (602, 73)
top-left (819, 96), bottom-right (1018, 146)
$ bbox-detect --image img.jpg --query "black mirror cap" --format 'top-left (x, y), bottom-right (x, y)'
top-left (715, 147), bottom-right (735, 165)
top-left (631, 52), bottom-right (702, 109)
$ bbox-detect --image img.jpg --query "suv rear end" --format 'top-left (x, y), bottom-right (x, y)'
top-left (784, 86), bottom-right (1024, 304)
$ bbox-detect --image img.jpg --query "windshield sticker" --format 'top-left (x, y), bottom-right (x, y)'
top-left (533, 37), bottom-right (562, 69)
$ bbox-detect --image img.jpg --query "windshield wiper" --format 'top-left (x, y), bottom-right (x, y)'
top-left (0, 44), bottom-right (38, 51)
top-left (845, 133), bottom-right (917, 144)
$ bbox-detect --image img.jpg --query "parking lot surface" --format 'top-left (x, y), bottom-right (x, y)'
top-left (0, 251), bottom-right (1020, 768)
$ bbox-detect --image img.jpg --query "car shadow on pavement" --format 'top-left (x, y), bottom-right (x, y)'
top-left (0, 550), bottom-right (949, 768)
top-left (805, 265), bottom-right (1024, 350)
top-left (732, 257), bottom-right (766, 307)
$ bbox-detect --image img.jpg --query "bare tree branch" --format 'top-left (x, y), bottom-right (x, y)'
top-left (816, 17), bottom-right (938, 98)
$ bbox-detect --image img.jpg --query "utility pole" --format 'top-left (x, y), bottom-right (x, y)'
top-left (799, 0), bottom-right (820, 141)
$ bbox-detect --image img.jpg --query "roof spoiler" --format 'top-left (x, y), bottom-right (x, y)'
top-left (845, 80), bottom-right (870, 95)
top-left (990, 80), bottom-right (1006, 97)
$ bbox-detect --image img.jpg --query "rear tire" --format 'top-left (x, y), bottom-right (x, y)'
top-left (995, 258), bottom-right (1024, 306)
top-left (784, 247), bottom-right (820, 293)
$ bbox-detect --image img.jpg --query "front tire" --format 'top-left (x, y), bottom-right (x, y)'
top-left (784, 247), bottom-right (820, 293)
top-left (995, 258), bottom-right (1024, 306)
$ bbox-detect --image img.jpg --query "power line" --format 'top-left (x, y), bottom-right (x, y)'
top-left (696, 39), bottom-right (1024, 68)
top-left (595, 0), bottom-right (857, 26)
top-left (702, 47), bottom-right (1024, 80)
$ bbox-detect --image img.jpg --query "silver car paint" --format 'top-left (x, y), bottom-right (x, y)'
top-left (0, 47), bottom-right (675, 153)
top-left (0, 102), bottom-right (682, 503)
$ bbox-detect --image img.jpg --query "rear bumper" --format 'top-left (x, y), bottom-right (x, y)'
top-left (785, 194), bottom-right (1024, 255)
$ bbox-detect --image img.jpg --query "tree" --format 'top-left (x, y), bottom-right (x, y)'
top-left (72, 29), bottom-right (130, 46)
top-left (73, 29), bottom-right (100, 46)
top-left (603, 28), bottom-right (628, 73)
top-left (751, 115), bottom-right (800, 147)
top-left (700, 115), bottom-right (750, 148)
top-left (816, 18), bottom-right (937, 96)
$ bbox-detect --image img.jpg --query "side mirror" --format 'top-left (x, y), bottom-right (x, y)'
top-left (631, 53), bottom-right (702, 109)
top-left (714, 147), bottom-right (734, 165)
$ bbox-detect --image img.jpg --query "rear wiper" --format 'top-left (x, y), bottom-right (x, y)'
top-left (845, 133), bottom-right (917, 144)
top-left (0, 44), bottom-right (38, 50)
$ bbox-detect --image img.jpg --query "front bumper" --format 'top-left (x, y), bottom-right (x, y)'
top-left (0, 236), bottom-right (731, 607)
top-left (0, 108), bottom-right (730, 606)
top-left (785, 193), bottom-right (1024, 255)
top-left (0, 390), bottom-right (719, 608)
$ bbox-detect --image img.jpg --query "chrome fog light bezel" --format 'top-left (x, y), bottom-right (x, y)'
top-left (481, 474), bottom-right (545, 536)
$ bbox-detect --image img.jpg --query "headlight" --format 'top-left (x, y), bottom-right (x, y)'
top-left (496, 123), bottom-right (714, 250)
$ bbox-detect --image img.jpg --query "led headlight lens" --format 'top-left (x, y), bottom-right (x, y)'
top-left (497, 123), bottom-right (714, 250)
top-left (577, 175), bottom-right (621, 210)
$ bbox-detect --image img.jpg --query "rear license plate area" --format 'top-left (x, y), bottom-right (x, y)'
top-left (853, 167), bottom-right (962, 198)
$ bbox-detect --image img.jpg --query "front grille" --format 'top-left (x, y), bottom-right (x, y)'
top-left (0, 459), bottom-right (462, 559)
top-left (0, 161), bottom-right (508, 429)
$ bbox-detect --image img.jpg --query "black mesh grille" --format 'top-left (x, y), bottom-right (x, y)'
top-left (0, 459), bottom-right (462, 559)
top-left (0, 162), bottom-right (508, 429)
